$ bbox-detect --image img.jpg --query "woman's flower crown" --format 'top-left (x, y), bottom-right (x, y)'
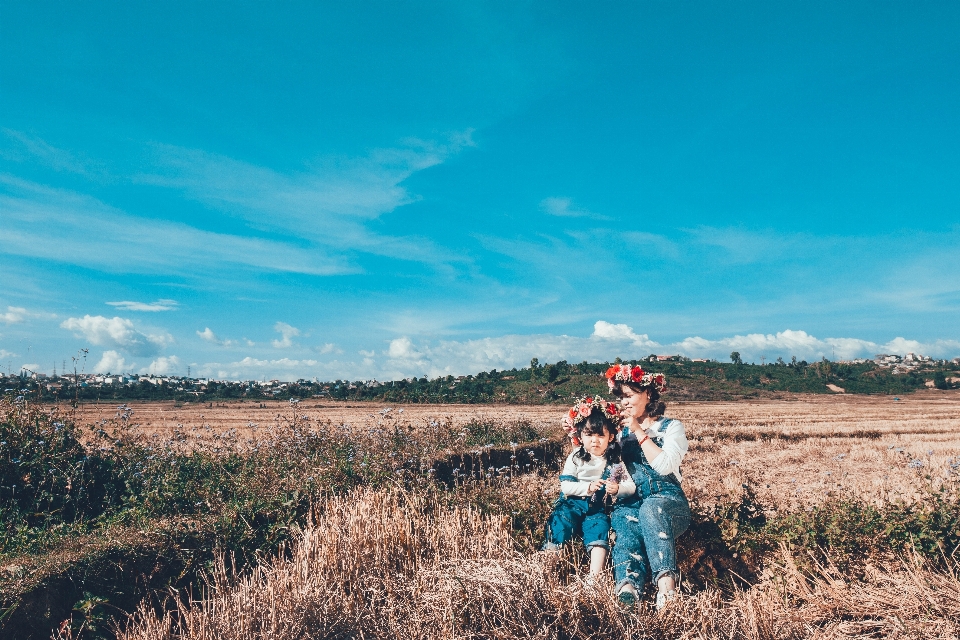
top-left (604, 364), bottom-right (667, 393)
top-left (561, 395), bottom-right (621, 445)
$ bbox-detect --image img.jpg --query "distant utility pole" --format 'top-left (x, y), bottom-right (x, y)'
top-left (760, 355), bottom-right (766, 365)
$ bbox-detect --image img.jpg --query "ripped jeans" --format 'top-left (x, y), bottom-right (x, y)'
top-left (610, 464), bottom-right (690, 591)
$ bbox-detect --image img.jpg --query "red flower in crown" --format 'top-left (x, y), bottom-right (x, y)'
top-left (605, 363), bottom-right (667, 393)
top-left (561, 394), bottom-right (621, 442)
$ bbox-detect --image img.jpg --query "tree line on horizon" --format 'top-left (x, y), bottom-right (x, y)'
top-left (7, 355), bottom-right (956, 404)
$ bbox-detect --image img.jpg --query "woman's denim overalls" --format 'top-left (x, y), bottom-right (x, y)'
top-left (611, 419), bottom-right (691, 591)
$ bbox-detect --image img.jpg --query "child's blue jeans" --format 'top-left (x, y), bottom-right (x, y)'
top-left (611, 463), bottom-right (690, 591)
top-left (542, 494), bottom-right (610, 551)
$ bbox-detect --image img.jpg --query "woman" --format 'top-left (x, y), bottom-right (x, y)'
top-left (606, 364), bottom-right (690, 610)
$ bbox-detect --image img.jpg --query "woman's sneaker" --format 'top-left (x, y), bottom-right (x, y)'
top-left (655, 589), bottom-right (677, 611)
top-left (616, 583), bottom-right (639, 609)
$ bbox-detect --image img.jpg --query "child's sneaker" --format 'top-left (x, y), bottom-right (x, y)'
top-left (616, 583), bottom-right (638, 609)
top-left (655, 589), bottom-right (677, 611)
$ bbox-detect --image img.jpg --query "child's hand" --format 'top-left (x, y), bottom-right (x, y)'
top-left (588, 480), bottom-right (604, 493)
top-left (603, 479), bottom-right (620, 496)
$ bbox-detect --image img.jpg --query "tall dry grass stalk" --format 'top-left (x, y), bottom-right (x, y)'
top-left (113, 488), bottom-right (960, 640)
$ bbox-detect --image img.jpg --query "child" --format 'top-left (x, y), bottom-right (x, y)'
top-left (543, 396), bottom-right (637, 579)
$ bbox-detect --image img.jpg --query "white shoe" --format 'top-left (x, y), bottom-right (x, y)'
top-left (655, 589), bottom-right (677, 611)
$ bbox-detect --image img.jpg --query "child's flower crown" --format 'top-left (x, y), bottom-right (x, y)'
top-left (604, 364), bottom-right (667, 393)
top-left (561, 395), bottom-right (621, 445)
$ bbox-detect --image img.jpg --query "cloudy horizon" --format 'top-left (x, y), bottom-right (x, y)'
top-left (4, 309), bottom-right (958, 381)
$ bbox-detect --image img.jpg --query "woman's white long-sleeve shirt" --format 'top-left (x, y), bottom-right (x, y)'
top-left (622, 417), bottom-right (689, 482)
top-left (558, 451), bottom-right (637, 498)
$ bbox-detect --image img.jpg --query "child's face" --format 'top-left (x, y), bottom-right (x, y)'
top-left (581, 428), bottom-right (615, 457)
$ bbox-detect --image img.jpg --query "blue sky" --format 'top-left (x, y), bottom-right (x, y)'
top-left (2, 1), bottom-right (959, 380)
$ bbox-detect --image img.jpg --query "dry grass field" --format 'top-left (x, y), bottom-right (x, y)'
top-left (71, 390), bottom-right (960, 509)
top-left (23, 390), bottom-right (960, 639)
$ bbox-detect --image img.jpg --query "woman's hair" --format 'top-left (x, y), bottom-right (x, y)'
top-left (609, 380), bottom-right (666, 418)
top-left (574, 407), bottom-right (622, 463)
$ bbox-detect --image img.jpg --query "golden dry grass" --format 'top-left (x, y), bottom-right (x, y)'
top-left (73, 391), bottom-right (960, 508)
top-left (54, 391), bottom-right (960, 639)
top-left (111, 489), bottom-right (960, 640)
top-left (68, 400), bottom-right (562, 441)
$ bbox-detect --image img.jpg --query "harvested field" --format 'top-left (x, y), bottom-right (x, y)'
top-left (67, 389), bottom-right (960, 508)
top-left (68, 399), bottom-right (563, 439)
top-left (8, 390), bottom-right (960, 639)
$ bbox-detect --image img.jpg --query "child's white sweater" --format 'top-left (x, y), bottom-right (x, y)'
top-left (559, 451), bottom-right (637, 498)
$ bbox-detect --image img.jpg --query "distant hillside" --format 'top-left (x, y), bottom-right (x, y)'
top-left (21, 357), bottom-right (955, 404)
top-left (319, 358), bottom-right (938, 403)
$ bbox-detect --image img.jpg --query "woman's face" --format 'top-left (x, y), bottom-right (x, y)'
top-left (619, 385), bottom-right (650, 420)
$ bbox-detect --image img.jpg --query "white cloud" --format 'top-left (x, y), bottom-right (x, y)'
top-left (539, 196), bottom-right (592, 218)
top-left (374, 324), bottom-right (960, 379)
top-left (0, 175), bottom-right (352, 277)
top-left (317, 343), bottom-right (339, 354)
top-left (880, 337), bottom-right (960, 357)
top-left (1, 129), bottom-right (101, 177)
top-left (61, 315), bottom-right (173, 357)
top-left (380, 327), bottom-right (660, 379)
top-left (19, 363), bottom-right (39, 374)
top-left (197, 327), bottom-right (233, 346)
top-left (133, 136), bottom-right (473, 265)
top-left (143, 355), bottom-right (181, 375)
top-left (387, 336), bottom-right (421, 359)
top-left (272, 322), bottom-right (301, 348)
top-left (0, 349), bottom-right (16, 359)
top-left (107, 299), bottom-right (178, 312)
top-left (591, 321), bottom-right (658, 348)
top-left (668, 330), bottom-right (960, 363)
top-left (198, 356), bottom-right (319, 380)
top-left (684, 227), bottom-right (827, 264)
top-left (93, 350), bottom-right (129, 374)
top-left (0, 305), bottom-right (54, 324)
top-left (182, 322), bottom-right (960, 382)
top-left (0, 307), bottom-right (28, 324)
